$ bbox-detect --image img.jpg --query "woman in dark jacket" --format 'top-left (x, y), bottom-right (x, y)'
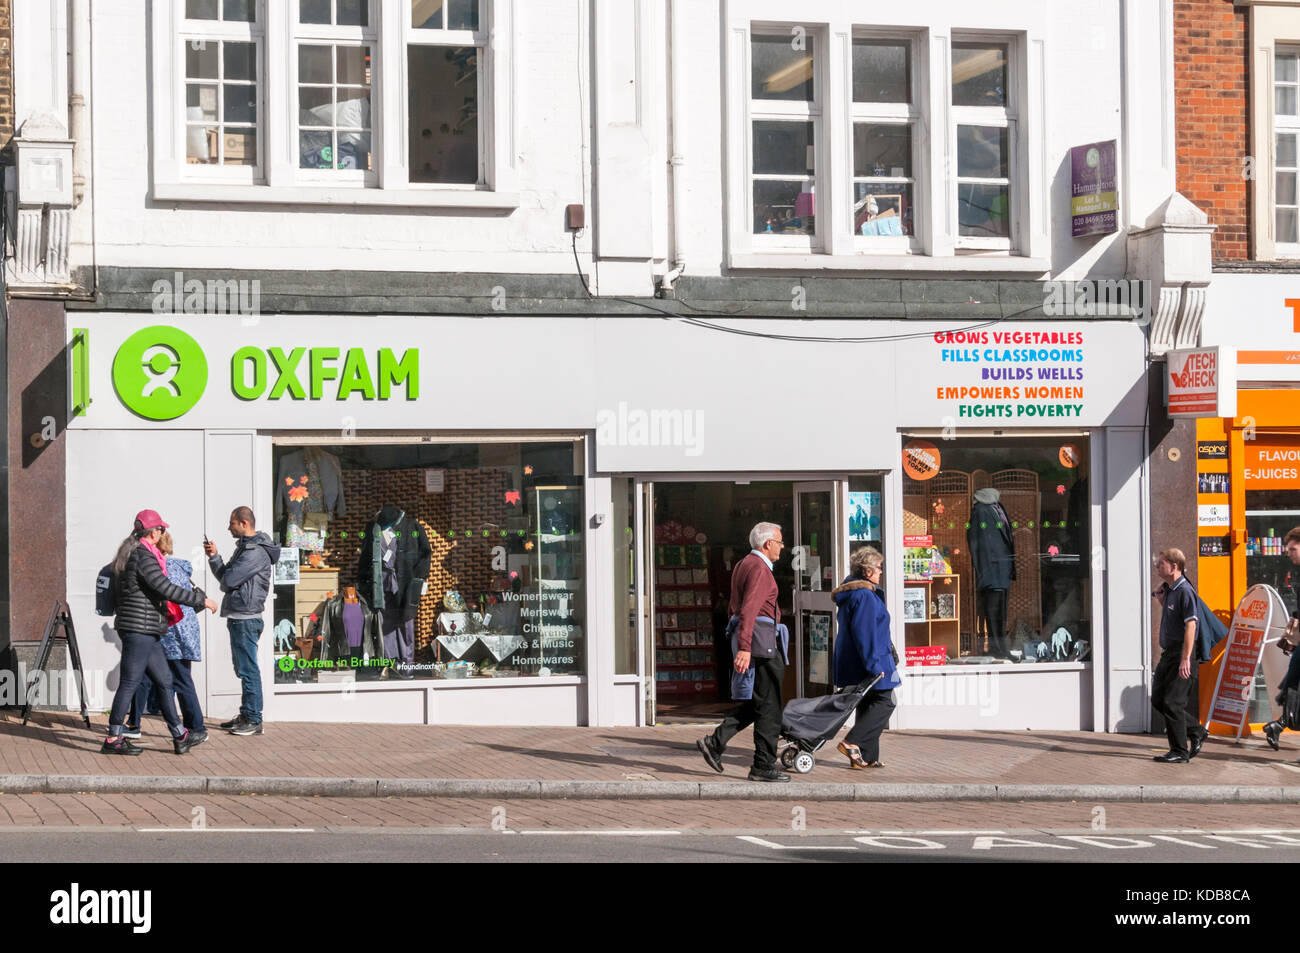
top-left (103, 510), bottom-right (217, 756)
top-left (831, 545), bottom-right (900, 769)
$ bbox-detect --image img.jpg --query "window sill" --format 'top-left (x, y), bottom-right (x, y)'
top-left (728, 253), bottom-right (1050, 274)
top-left (152, 181), bottom-right (521, 210)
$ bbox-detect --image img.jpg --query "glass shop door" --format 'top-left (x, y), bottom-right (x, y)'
top-left (793, 482), bottom-right (839, 699)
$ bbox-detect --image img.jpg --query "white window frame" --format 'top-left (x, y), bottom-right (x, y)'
top-left (149, 0), bottom-right (518, 208)
top-left (748, 25), bottom-right (824, 253)
top-left (850, 30), bottom-right (924, 255)
top-left (292, 7), bottom-right (377, 186)
top-left (951, 35), bottom-right (1017, 252)
top-left (176, 0), bottom-right (264, 183)
top-left (725, 3), bottom-right (1048, 272)
top-left (403, 2), bottom-right (488, 188)
top-left (1274, 45), bottom-right (1300, 258)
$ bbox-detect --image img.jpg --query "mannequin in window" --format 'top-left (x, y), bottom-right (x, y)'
top-left (967, 487), bottom-right (1016, 658)
top-left (357, 505), bottom-right (432, 678)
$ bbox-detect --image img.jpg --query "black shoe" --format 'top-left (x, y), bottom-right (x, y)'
top-left (1277, 689), bottom-right (1288, 707)
top-left (1189, 731), bottom-right (1206, 760)
top-left (219, 716), bottom-right (242, 730)
top-left (1264, 720), bottom-right (1283, 751)
top-left (1153, 751), bottom-right (1189, 763)
top-left (696, 737), bottom-right (724, 774)
top-left (229, 716), bottom-right (263, 736)
top-left (173, 730), bottom-right (196, 755)
top-left (747, 766), bottom-right (791, 782)
top-left (101, 737), bottom-right (143, 756)
top-left (186, 730), bottom-right (209, 749)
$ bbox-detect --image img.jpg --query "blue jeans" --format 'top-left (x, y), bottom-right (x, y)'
top-left (109, 632), bottom-right (184, 738)
top-left (228, 618), bottom-right (264, 723)
top-left (127, 671), bottom-right (156, 727)
top-left (168, 659), bottom-right (205, 731)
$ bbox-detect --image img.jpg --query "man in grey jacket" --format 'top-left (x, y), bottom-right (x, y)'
top-left (205, 506), bottom-right (281, 735)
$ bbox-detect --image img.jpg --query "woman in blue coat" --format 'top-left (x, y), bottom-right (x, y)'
top-left (159, 532), bottom-right (207, 744)
top-left (831, 546), bottom-right (900, 769)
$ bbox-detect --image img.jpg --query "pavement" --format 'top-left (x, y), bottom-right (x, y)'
top-left (3, 710), bottom-right (1299, 802)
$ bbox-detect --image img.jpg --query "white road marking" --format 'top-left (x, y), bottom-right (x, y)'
top-left (737, 836), bottom-right (856, 851)
top-left (138, 821), bottom-right (315, 826)
top-left (518, 829), bottom-right (682, 836)
top-left (1151, 835), bottom-right (1216, 849)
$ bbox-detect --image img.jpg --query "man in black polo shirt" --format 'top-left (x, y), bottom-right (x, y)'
top-left (1151, 548), bottom-right (1203, 763)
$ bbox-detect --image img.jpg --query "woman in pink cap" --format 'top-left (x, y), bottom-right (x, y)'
top-left (103, 509), bottom-right (217, 756)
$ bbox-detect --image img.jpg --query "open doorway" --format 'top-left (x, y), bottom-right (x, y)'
top-left (645, 478), bottom-right (882, 723)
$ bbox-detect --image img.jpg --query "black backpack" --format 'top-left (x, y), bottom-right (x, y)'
top-left (95, 562), bottom-right (117, 616)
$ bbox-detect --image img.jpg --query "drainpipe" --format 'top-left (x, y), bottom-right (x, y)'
top-left (68, 0), bottom-right (95, 294)
top-left (659, 0), bottom-right (686, 293)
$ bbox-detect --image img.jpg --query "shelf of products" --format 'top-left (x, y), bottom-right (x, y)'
top-left (653, 543), bottom-right (717, 695)
top-left (903, 574), bottom-right (961, 664)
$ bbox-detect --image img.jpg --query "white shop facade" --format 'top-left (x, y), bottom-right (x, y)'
top-left (63, 312), bottom-right (1152, 730)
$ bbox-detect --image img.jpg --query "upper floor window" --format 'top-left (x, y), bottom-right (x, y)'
top-left (294, 1), bottom-right (375, 180)
top-left (750, 33), bottom-right (818, 247)
top-left (408, 0), bottom-right (484, 184)
top-left (953, 40), bottom-right (1015, 250)
top-left (182, 1), bottom-right (262, 176)
top-left (1275, 48), bottom-right (1300, 253)
top-left (153, 0), bottom-right (516, 206)
top-left (852, 36), bottom-right (918, 250)
top-left (728, 15), bottom-right (1042, 266)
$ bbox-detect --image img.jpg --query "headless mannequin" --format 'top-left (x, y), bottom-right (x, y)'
top-left (968, 487), bottom-right (1015, 658)
top-left (340, 585), bottom-right (365, 661)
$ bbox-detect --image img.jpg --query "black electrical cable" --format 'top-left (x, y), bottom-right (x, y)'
top-left (572, 230), bottom-right (1044, 343)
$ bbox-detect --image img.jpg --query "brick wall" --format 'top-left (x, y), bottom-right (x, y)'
top-left (1175, 0), bottom-right (1250, 261)
top-left (0, 0), bottom-right (10, 164)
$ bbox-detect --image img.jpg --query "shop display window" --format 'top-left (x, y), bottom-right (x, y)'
top-left (270, 440), bottom-right (584, 685)
top-left (900, 435), bottom-right (1091, 665)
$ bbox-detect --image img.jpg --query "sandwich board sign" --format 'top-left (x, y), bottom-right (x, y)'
top-left (1206, 585), bottom-right (1289, 740)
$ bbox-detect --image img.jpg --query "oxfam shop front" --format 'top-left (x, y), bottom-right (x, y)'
top-left (65, 313), bottom-right (1152, 730)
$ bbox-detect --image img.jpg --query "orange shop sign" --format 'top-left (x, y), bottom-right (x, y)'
top-left (902, 440), bottom-right (941, 481)
top-left (1244, 439), bottom-right (1300, 489)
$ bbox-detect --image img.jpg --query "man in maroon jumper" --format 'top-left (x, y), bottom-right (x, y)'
top-left (696, 522), bottom-right (789, 782)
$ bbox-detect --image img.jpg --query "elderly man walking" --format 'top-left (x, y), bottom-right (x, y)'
top-left (696, 522), bottom-right (790, 782)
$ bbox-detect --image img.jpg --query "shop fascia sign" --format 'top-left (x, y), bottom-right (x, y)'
top-left (106, 324), bottom-right (419, 421)
top-left (1166, 346), bottom-right (1236, 419)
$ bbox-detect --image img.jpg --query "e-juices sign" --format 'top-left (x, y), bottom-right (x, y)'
top-left (1070, 139), bottom-right (1118, 237)
top-left (932, 330), bottom-right (1086, 420)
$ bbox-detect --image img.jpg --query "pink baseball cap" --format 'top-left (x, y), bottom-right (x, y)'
top-left (133, 509), bottom-right (170, 533)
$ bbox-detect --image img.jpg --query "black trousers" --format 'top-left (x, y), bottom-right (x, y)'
top-left (711, 655), bottom-right (785, 770)
top-left (980, 588), bottom-right (1008, 656)
top-left (1152, 650), bottom-right (1200, 757)
top-left (845, 689), bottom-right (896, 762)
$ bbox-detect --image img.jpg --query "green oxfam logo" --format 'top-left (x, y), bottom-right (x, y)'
top-left (277, 656), bottom-right (296, 673)
top-left (112, 326), bottom-right (209, 420)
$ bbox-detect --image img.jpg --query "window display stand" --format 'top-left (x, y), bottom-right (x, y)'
top-left (903, 573), bottom-right (961, 662)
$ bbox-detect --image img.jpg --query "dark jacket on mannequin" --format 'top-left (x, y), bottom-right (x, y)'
top-left (318, 591), bottom-right (384, 661)
top-left (356, 506), bottom-right (432, 622)
top-left (967, 491), bottom-right (1016, 591)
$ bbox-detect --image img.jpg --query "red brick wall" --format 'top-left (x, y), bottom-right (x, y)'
top-left (0, 0), bottom-right (12, 163)
top-left (1175, 0), bottom-right (1250, 261)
